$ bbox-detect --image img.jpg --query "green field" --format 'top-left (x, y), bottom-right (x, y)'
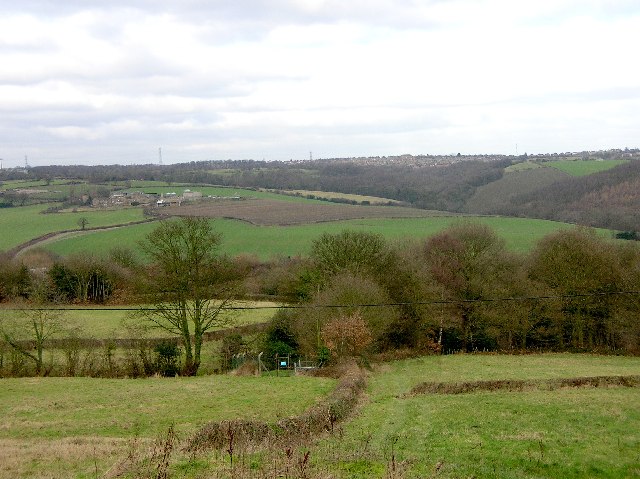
top-left (122, 184), bottom-right (326, 204)
top-left (1, 354), bottom-right (638, 478)
top-left (0, 374), bottom-right (335, 478)
top-left (312, 354), bottom-right (640, 479)
top-left (41, 215), bottom-right (614, 260)
top-left (0, 204), bottom-right (147, 252)
top-left (0, 375), bottom-right (335, 439)
top-left (0, 300), bottom-right (280, 340)
top-left (545, 159), bottom-right (629, 176)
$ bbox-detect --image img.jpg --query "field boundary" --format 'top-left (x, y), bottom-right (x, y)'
top-left (9, 320), bottom-right (270, 351)
top-left (406, 374), bottom-right (640, 396)
top-left (186, 361), bottom-right (366, 452)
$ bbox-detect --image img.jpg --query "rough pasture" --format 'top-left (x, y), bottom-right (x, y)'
top-left (157, 198), bottom-right (454, 226)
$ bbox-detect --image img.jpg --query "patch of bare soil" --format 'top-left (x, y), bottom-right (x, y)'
top-left (157, 198), bottom-right (455, 226)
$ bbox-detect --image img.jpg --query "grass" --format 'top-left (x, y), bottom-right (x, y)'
top-left (311, 353), bottom-right (640, 479)
top-left (0, 184), bottom-right (325, 252)
top-left (0, 300), bottom-right (280, 340)
top-left (0, 375), bottom-right (335, 439)
top-left (41, 215), bottom-right (614, 260)
top-left (325, 388), bottom-right (640, 478)
top-left (545, 159), bottom-right (629, 176)
top-left (0, 178), bottom-right (86, 191)
top-left (367, 353), bottom-right (640, 400)
top-left (0, 204), bottom-right (146, 252)
top-left (0, 375), bottom-right (335, 478)
top-left (1, 353), bottom-right (639, 478)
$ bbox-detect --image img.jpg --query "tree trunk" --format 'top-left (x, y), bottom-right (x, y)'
top-left (179, 302), bottom-right (195, 376)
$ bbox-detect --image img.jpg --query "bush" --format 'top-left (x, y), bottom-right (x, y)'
top-left (262, 310), bottom-right (299, 369)
top-left (0, 256), bottom-right (31, 302)
top-left (155, 341), bottom-right (181, 377)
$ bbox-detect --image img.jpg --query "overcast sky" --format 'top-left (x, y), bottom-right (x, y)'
top-left (1, 0), bottom-right (639, 166)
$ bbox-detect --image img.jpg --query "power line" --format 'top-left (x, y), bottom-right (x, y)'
top-left (2, 290), bottom-right (639, 312)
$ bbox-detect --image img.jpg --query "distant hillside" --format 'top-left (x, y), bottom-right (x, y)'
top-left (464, 167), bottom-right (568, 215)
top-left (3, 150), bottom-right (640, 232)
top-left (485, 161), bottom-right (640, 231)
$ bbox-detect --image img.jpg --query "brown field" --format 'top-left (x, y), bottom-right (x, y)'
top-left (157, 198), bottom-right (455, 225)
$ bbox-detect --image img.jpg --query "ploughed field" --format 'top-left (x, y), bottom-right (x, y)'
top-left (156, 198), bottom-right (454, 226)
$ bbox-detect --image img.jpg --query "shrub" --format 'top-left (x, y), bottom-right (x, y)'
top-left (262, 310), bottom-right (299, 368)
top-left (155, 341), bottom-right (181, 377)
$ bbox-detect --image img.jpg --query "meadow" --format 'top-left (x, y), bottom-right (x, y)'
top-left (312, 354), bottom-right (640, 479)
top-left (40, 215), bottom-right (614, 260)
top-left (1, 354), bottom-right (638, 478)
top-left (0, 374), bottom-right (336, 478)
top-left (0, 301), bottom-right (280, 340)
top-left (545, 159), bottom-right (629, 176)
top-left (0, 182), bottom-right (619, 258)
top-left (0, 204), bottom-right (146, 252)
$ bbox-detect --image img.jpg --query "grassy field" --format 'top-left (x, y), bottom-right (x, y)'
top-left (41, 215), bottom-right (614, 260)
top-left (311, 353), bottom-right (640, 479)
top-left (0, 179), bottom-right (106, 202)
top-left (0, 374), bottom-right (335, 478)
top-left (0, 204), bottom-right (147, 252)
top-left (0, 300), bottom-right (280, 340)
top-left (1, 353), bottom-right (638, 478)
top-left (0, 179), bottom-right (82, 191)
top-left (545, 159), bottom-right (629, 176)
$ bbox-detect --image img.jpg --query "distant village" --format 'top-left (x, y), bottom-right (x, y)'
top-left (313, 147), bottom-right (640, 168)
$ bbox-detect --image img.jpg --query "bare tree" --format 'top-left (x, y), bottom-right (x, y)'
top-left (0, 284), bottom-right (65, 375)
top-left (77, 217), bottom-right (89, 230)
top-left (137, 217), bottom-right (238, 375)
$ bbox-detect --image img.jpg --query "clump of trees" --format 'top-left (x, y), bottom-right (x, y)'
top-left (260, 225), bottom-right (640, 362)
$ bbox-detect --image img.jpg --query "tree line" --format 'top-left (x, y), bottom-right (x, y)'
top-left (1, 219), bottom-right (639, 377)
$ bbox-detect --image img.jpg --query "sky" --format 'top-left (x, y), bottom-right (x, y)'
top-left (1, 0), bottom-right (639, 167)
